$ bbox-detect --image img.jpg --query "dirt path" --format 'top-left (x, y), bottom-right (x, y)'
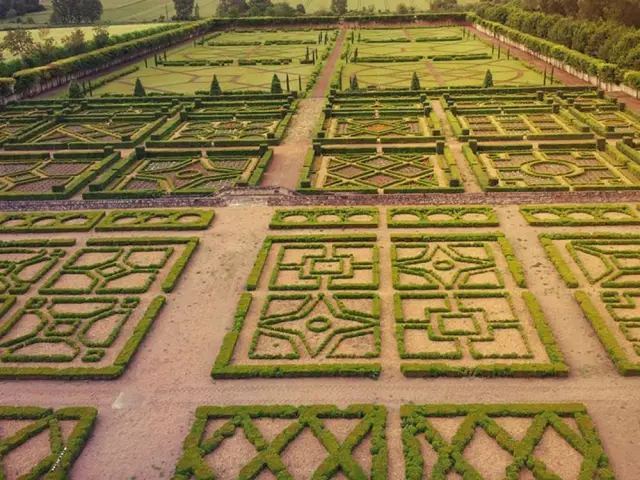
top-left (261, 27), bottom-right (347, 189)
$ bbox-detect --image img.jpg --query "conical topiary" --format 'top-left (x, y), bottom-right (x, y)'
top-left (482, 69), bottom-right (494, 88)
top-left (271, 74), bottom-right (282, 94)
top-left (350, 74), bottom-right (359, 91)
top-left (67, 80), bottom-right (83, 99)
top-left (134, 78), bottom-right (146, 97)
top-left (286, 74), bottom-right (290, 92)
top-left (210, 74), bottom-right (222, 96)
top-left (410, 72), bottom-right (420, 90)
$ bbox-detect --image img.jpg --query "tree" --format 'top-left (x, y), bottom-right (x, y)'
top-left (410, 72), bottom-right (420, 90)
top-left (194, 3), bottom-right (200, 17)
top-left (173, 0), bottom-right (195, 19)
top-left (50, 0), bottom-right (103, 23)
top-left (396, 2), bottom-right (408, 13)
top-left (62, 28), bottom-right (86, 55)
top-left (92, 24), bottom-right (110, 48)
top-left (134, 78), bottom-right (146, 97)
top-left (2, 29), bottom-right (35, 62)
top-left (35, 28), bottom-right (56, 62)
top-left (482, 69), bottom-right (494, 88)
top-left (67, 80), bottom-right (83, 98)
top-left (349, 74), bottom-right (359, 90)
top-left (270, 74), bottom-right (282, 93)
top-left (210, 74), bottom-right (221, 95)
top-left (286, 74), bottom-right (290, 92)
top-left (430, 0), bottom-right (458, 11)
top-left (216, 0), bottom-right (248, 16)
top-left (330, 0), bottom-right (347, 15)
top-left (296, 3), bottom-right (305, 13)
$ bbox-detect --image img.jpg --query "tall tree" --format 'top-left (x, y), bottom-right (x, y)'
top-left (92, 24), bottom-right (110, 48)
top-left (50, 0), bottom-right (103, 23)
top-left (173, 0), bottom-right (195, 19)
top-left (2, 29), bottom-right (35, 62)
top-left (62, 28), bottom-right (86, 55)
top-left (330, 0), bottom-right (347, 15)
top-left (296, 3), bottom-right (305, 13)
top-left (194, 3), bottom-right (200, 18)
top-left (134, 78), bottom-right (146, 97)
top-left (350, 74), bottom-right (359, 90)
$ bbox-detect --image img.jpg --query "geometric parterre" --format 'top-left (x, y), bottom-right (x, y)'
top-left (542, 232), bottom-right (640, 375)
top-left (393, 233), bottom-right (567, 377)
top-left (173, 404), bottom-right (387, 480)
top-left (0, 236), bottom-right (197, 379)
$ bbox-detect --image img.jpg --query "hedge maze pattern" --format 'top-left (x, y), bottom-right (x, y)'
top-left (300, 148), bottom-right (461, 194)
top-left (388, 206), bottom-right (499, 228)
top-left (168, 118), bottom-right (279, 142)
top-left (542, 233), bottom-right (640, 375)
top-left (0, 236), bottom-right (197, 378)
top-left (0, 406), bottom-right (97, 478)
top-left (463, 144), bottom-right (640, 192)
top-left (173, 404), bottom-right (387, 480)
top-left (392, 233), bottom-right (566, 377)
top-left (521, 204), bottom-right (640, 226)
top-left (401, 403), bottom-right (616, 480)
top-left (270, 207), bottom-right (379, 229)
top-left (213, 234), bottom-right (382, 378)
top-left (319, 115), bottom-right (441, 142)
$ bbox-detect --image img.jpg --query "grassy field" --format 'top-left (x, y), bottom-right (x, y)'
top-left (2, 0), bottom-right (478, 24)
top-left (0, 24), bottom-right (177, 59)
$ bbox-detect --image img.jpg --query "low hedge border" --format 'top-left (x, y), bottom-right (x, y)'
top-left (0, 211), bottom-right (105, 233)
top-left (387, 206), bottom-right (499, 228)
top-left (96, 209), bottom-right (215, 231)
top-left (521, 204), bottom-right (640, 226)
top-left (174, 404), bottom-right (387, 480)
top-left (0, 406), bottom-right (97, 477)
top-left (270, 207), bottom-right (379, 229)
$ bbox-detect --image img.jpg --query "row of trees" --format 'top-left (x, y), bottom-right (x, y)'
top-left (515, 0), bottom-right (640, 27)
top-left (216, 0), bottom-right (308, 17)
top-left (475, 2), bottom-right (640, 70)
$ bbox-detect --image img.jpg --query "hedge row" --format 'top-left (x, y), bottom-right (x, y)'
top-left (270, 207), bottom-right (379, 229)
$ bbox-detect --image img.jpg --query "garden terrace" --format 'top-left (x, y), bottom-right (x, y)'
top-left (0, 148), bottom-right (120, 200)
top-left (93, 29), bottom-right (338, 96)
top-left (463, 141), bottom-right (640, 192)
top-left (85, 146), bottom-right (273, 199)
top-left (339, 26), bottom-right (545, 90)
top-left (298, 144), bottom-right (462, 194)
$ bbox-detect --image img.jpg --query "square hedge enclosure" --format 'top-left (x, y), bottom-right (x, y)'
top-left (213, 231), bottom-right (566, 379)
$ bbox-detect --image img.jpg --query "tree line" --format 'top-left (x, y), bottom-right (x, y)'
top-left (475, 2), bottom-right (640, 70)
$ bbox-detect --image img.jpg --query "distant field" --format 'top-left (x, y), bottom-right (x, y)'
top-left (2, 0), bottom-right (477, 24)
top-left (0, 24), bottom-right (176, 59)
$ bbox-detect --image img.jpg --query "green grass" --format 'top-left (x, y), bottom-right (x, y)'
top-left (0, 23), bottom-right (177, 60)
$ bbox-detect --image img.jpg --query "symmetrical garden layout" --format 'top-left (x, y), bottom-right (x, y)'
top-left (213, 224), bottom-right (566, 378)
top-left (0, 235), bottom-right (197, 378)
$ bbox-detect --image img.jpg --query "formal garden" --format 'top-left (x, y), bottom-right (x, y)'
top-left (0, 7), bottom-right (639, 479)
